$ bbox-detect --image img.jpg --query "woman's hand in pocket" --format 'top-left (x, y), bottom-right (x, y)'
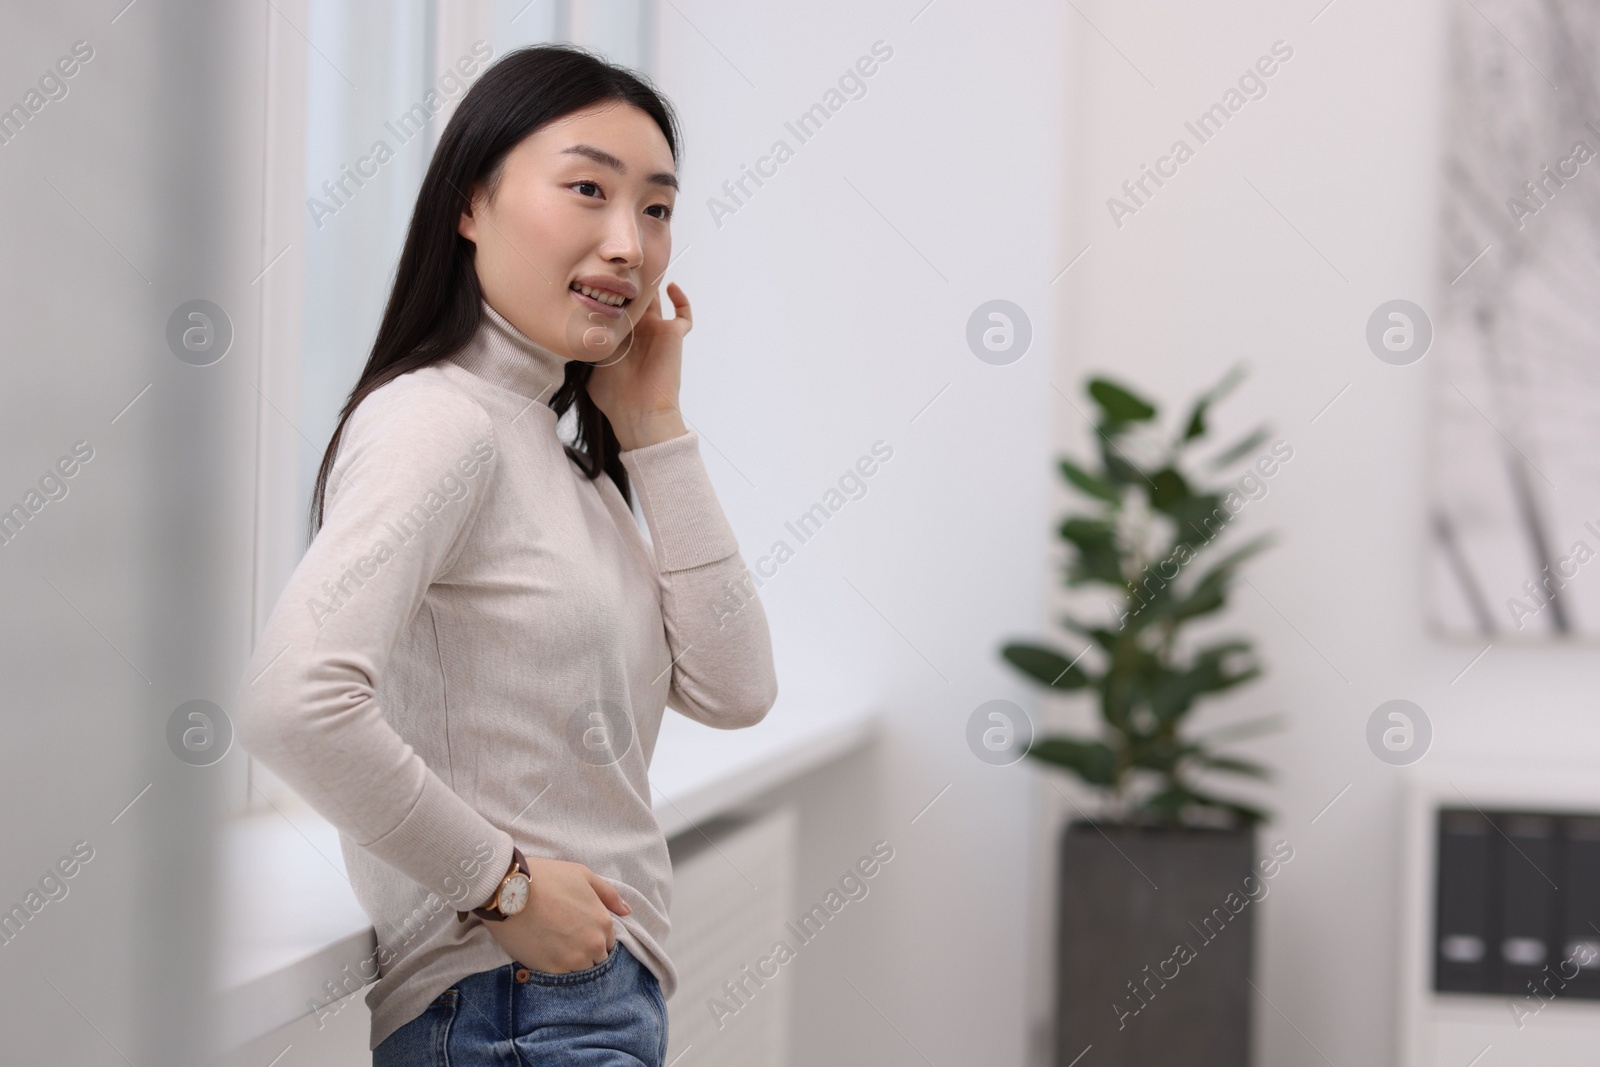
top-left (482, 857), bottom-right (631, 973)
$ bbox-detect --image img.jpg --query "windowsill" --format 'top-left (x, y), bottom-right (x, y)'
top-left (217, 702), bottom-right (883, 1049)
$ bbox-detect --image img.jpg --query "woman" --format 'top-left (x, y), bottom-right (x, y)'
top-left (234, 45), bottom-right (778, 1065)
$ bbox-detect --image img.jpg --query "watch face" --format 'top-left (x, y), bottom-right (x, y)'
top-left (499, 873), bottom-right (530, 916)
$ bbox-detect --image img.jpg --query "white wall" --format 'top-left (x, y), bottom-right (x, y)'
top-left (0, 3), bottom-right (265, 1063)
top-left (653, 2), bottom-right (1068, 1065)
top-left (1057, 1), bottom-right (1600, 1064)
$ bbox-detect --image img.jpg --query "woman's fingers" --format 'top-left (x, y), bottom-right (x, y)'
top-left (664, 281), bottom-right (692, 333)
top-left (588, 870), bottom-right (633, 915)
top-left (637, 282), bottom-right (689, 331)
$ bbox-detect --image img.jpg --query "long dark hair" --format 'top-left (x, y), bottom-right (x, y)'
top-left (308, 44), bottom-right (681, 539)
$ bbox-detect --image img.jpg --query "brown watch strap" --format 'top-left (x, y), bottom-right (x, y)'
top-left (457, 846), bottom-right (528, 923)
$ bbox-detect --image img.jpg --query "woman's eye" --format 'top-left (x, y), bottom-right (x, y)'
top-left (574, 181), bottom-right (602, 198)
top-left (647, 204), bottom-right (674, 221)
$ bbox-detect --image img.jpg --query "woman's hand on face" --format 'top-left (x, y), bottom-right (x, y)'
top-left (481, 856), bottom-right (632, 974)
top-left (586, 281), bottom-right (691, 451)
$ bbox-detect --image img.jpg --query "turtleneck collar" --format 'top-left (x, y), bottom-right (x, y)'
top-left (448, 301), bottom-right (570, 406)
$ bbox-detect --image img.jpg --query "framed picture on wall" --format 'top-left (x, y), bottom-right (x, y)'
top-left (1429, 0), bottom-right (1600, 640)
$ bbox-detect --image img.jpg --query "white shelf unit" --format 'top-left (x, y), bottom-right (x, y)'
top-left (1398, 762), bottom-right (1600, 1066)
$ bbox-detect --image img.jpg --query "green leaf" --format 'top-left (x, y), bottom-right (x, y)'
top-left (1168, 583), bottom-right (1227, 624)
top-left (1145, 641), bottom-right (1261, 722)
top-left (1000, 643), bottom-right (1092, 690)
top-left (1088, 379), bottom-right (1157, 422)
top-left (1058, 613), bottom-right (1095, 637)
top-left (1086, 426), bottom-right (1149, 486)
top-left (1146, 670), bottom-right (1202, 723)
top-left (1181, 786), bottom-right (1271, 825)
top-left (1096, 644), bottom-right (1152, 735)
top-left (1025, 737), bottom-right (1118, 786)
top-left (1205, 426), bottom-right (1270, 471)
top-left (1193, 755), bottom-right (1272, 780)
top-left (1058, 459), bottom-right (1120, 503)
top-left (1208, 364), bottom-right (1248, 403)
top-left (1192, 536), bottom-right (1273, 587)
top-left (1181, 365), bottom-right (1247, 442)
top-left (1057, 518), bottom-right (1123, 586)
top-left (1192, 638), bottom-right (1254, 659)
top-left (1146, 468), bottom-right (1191, 514)
top-left (1058, 517), bottom-right (1114, 546)
top-left (1061, 618), bottom-right (1122, 652)
top-left (1176, 536), bottom-right (1275, 611)
top-left (1225, 801), bottom-right (1270, 825)
top-left (1138, 785), bottom-right (1270, 826)
top-left (1148, 538), bottom-right (1270, 625)
top-left (1127, 735), bottom-right (1197, 776)
top-left (1138, 785), bottom-right (1197, 822)
top-left (1171, 492), bottom-right (1233, 551)
top-left (1192, 714), bottom-right (1288, 746)
top-left (1119, 565), bottom-right (1183, 633)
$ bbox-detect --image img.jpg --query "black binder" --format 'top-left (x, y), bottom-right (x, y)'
top-left (1498, 814), bottom-right (1558, 996)
top-left (1434, 806), bottom-right (1600, 1001)
top-left (1562, 816), bottom-right (1600, 999)
top-left (1435, 809), bottom-right (1492, 993)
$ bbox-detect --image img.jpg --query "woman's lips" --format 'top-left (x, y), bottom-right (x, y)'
top-left (571, 287), bottom-right (627, 319)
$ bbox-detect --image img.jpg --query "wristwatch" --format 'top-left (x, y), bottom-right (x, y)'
top-left (457, 846), bottom-right (531, 923)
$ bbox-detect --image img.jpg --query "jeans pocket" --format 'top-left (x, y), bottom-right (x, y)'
top-left (521, 941), bottom-right (622, 986)
top-left (374, 987), bottom-right (459, 1067)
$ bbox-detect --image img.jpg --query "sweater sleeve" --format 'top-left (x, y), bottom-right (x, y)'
top-left (233, 378), bottom-right (515, 912)
top-left (619, 429), bottom-right (779, 730)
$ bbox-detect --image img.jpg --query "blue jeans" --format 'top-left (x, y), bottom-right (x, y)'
top-left (373, 941), bottom-right (667, 1066)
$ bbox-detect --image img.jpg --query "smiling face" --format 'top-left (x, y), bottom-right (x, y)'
top-left (457, 100), bottom-right (677, 363)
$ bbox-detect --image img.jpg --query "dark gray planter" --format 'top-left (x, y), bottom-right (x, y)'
top-left (1056, 821), bottom-right (1257, 1067)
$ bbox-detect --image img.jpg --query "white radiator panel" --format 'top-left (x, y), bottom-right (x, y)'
top-left (666, 804), bottom-right (798, 1067)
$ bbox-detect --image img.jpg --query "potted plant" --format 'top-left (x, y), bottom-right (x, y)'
top-left (1000, 369), bottom-right (1283, 1067)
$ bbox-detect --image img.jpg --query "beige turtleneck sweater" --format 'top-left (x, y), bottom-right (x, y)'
top-left (233, 303), bottom-right (778, 1049)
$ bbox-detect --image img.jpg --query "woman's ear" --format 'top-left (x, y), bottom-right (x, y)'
top-left (458, 193), bottom-right (479, 243)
